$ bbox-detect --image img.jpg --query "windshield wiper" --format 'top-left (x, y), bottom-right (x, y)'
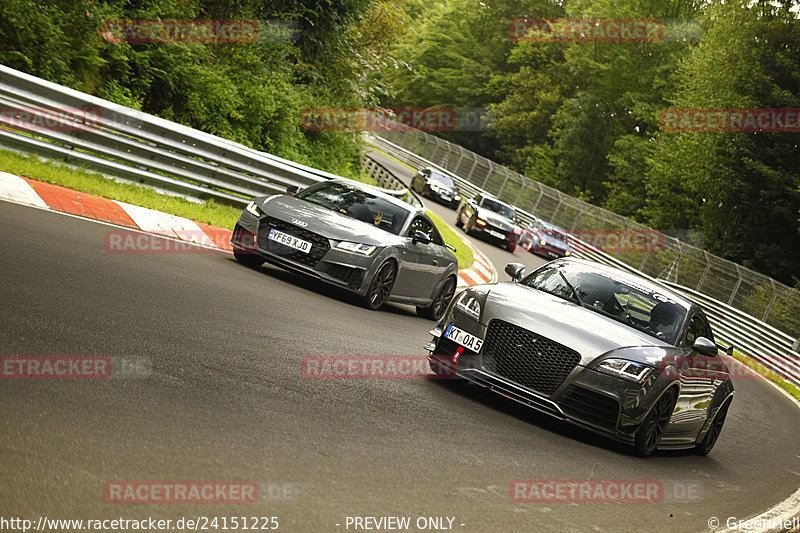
top-left (558, 271), bottom-right (585, 308)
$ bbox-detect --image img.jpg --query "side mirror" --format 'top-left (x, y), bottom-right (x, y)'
top-left (692, 336), bottom-right (718, 357)
top-left (719, 343), bottom-right (734, 357)
top-left (286, 185), bottom-right (300, 196)
top-left (412, 230), bottom-right (431, 245)
top-left (505, 262), bottom-right (525, 281)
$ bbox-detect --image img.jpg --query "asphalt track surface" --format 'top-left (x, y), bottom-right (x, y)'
top-left (1, 163), bottom-right (800, 532)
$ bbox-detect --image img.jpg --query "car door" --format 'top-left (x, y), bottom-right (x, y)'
top-left (395, 217), bottom-right (446, 299)
top-left (665, 313), bottom-right (727, 439)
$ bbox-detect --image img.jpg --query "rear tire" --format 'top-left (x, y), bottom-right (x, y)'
top-left (694, 400), bottom-right (730, 456)
top-left (361, 261), bottom-right (397, 310)
top-left (634, 388), bottom-right (677, 457)
top-left (417, 277), bottom-right (457, 321)
top-left (234, 248), bottom-right (264, 268)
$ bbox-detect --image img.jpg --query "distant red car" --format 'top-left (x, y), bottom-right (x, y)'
top-left (511, 219), bottom-right (572, 258)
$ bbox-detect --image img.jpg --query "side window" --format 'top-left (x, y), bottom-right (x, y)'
top-left (408, 217), bottom-right (443, 246)
top-left (685, 314), bottom-right (714, 346)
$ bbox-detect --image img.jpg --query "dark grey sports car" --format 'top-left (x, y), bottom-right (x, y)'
top-left (410, 167), bottom-right (461, 208)
top-left (426, 258), bottom-right (734, 456)
top-left (231, 179), bottom-right (459, 320)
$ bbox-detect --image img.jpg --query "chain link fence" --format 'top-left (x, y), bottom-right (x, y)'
top-left (376, 127), bottom-right (800, 338)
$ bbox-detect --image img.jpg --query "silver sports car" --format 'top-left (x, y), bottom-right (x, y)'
top-left (231, 179), bottom-right (459, 320)
top-left (426, 258), bottom-right (734, 456)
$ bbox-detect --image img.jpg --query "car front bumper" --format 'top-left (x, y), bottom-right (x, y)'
top-left (231, 212), bottom-right (384, 297)
top-left (425, 312), bottom-right (669, 445)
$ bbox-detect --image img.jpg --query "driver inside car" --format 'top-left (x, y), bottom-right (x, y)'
top-left (574, 275), bottom-right (624, 316)
top-left (648, 301), bottom-right (681, 340)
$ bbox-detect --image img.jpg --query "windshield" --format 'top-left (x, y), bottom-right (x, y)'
top-left (481, 198), bottom-right (515, 220)
top-left (541, 226), bottom-right (568, 242)
top-left (296, 182), bottom-right (411, 235)
top-left (429, 172), bottom-right (455, 188)
top-left (521, 263), bottom-right (688, 344)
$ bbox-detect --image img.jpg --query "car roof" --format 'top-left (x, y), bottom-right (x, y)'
top-left (549, 257), bottom-right (694, 310)
top-left (480, 194), bottom-right (514, 209)
top-left (328, 178), bottom-right (423, 214)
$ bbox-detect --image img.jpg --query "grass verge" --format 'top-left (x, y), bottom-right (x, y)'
top-left (732, 350), bottom-right (800, 403)
top-left (428, 210), bottom-right (473, 269)
top-left (0, 149), bottom-right (242, 228)
top-left (0, 148), bottom-right (477, 270)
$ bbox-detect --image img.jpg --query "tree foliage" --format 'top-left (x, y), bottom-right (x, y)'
top-left (384, 0), bottom-right (800, 285)
top-left (0, 0), bottom-right (405, 176)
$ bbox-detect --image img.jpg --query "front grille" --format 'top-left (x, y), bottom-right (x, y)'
top-left (257, 217), bottom-right (330, 268)
top-left (560, 385), bottom-right (620, 430)
top-left (482, 320), bottom-right (580, 396)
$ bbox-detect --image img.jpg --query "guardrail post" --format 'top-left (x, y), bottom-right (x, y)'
top-left (762, 280), bottom-right (779, 322)
top-left (465, 156), bottom-right (479, 182)
top-left (696, 251), bottom-right (711, 292)
top-left (728, 264), bottom-right (744, 306)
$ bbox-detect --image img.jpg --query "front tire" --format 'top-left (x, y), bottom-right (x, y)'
top-left (694, 400), bottom-right (730, 456)
top-left (361, 260), bottom-right (397, 310)
top-left (417, 276), bottom-right (457, 321)
top-left (634, 388), bottom-right (677, 457)
top-left (455, 213), bottom-right (463, 228)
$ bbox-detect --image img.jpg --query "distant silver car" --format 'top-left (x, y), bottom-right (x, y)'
top-left (231, 179), bottom-right (459, 320)
top-left (456, 193), bottom-right (520, 250)
top-left (427, 258), bottom-right (734, 456)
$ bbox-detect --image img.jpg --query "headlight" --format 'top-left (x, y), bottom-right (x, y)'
top-left (476, 219), bottom-right (487, 226)
top-left (337, 241), bottom-right (377, 256)
top-left (455, 291), bottom-right (481, 320)
top-left (540, 239), bottom-right (547, 246)
top-left (245, 201), bottom-right (261, 217)
top-left (596, 359), bottom-right (654, 383)
top-left (565, 250), bottom-right (571, 256)
top-left (430, 184), bottom-right (439, 192)
top-left (454, 195), bottom-right (461, 201)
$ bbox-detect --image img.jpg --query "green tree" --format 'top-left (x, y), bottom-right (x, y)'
top-left (645, 0), bottom-right (800, 284)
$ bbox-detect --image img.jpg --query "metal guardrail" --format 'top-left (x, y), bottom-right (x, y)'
top-left (0, 65), bottom-right (341, 205)
top-left (0, 64), bottom-right (420, 209)
top-left (367, 134), bottom-right (800, 386)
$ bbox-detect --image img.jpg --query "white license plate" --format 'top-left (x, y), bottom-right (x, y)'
top-left (268, 228), bottom-right (311, 253)
top-left (444, 324), bottom-right (484, 352)
top-left (486, 229), bottom-right (505, 239)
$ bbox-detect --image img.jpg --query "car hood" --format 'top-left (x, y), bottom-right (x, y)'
top-left (539, 233), bottom-right (569, 250)
top-left (477, 209), bottom-right (517, 231)
top-left (428, 180), bottom-right (456, 194)
top-left (259, 195), bottom-right (403, 246)
top-left (480, 282), bottom-right (673, 366)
